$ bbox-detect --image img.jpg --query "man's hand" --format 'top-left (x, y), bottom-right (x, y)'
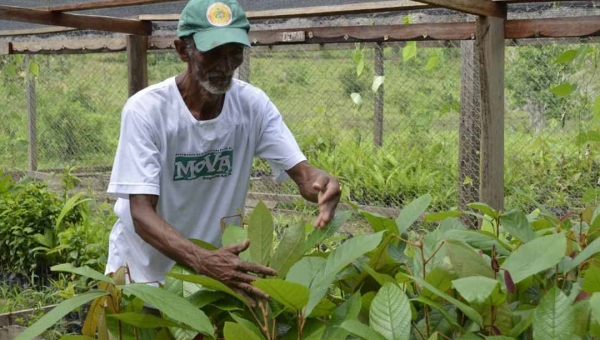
top-left (129, 195), bottom-right (275, 307)
top-left (194, 240), bottom-right (276, 307)
top-left (286, 161), bottom-right (342, 229)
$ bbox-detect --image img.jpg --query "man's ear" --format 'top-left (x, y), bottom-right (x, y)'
top-left (174, 39), bottom-right (190, 62)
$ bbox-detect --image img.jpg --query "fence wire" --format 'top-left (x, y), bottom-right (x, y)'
top-left (1, 35), bottom-right (599, 219)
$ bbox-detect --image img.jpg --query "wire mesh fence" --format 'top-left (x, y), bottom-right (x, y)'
top-left (1, 34), bottom-right (599, 217)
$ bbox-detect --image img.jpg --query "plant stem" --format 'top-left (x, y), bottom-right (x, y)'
top-left (393, 234), bottom-right (421, 248)
top-left (411, 321), bottom-right (426, 340)
top-left (134, 326), bottom-right (139, 340)
top-left (424, 305), bottom-right (431, 338)
top-left (259, 300), bottom-right (271, 340)
top-left (424, 241), bottom-right (445, 265)
top-left (118, 321), bottom-right (123, 340)
top-left (249, 305), bottom-right (269, 340)
top-left (297, 311), bottom-right (306, 340)
top-left (417, 238), bottom-right (430, 337)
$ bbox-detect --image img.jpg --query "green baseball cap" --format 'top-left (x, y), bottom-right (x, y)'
top-left (177, 0), bottom-right (251, 52)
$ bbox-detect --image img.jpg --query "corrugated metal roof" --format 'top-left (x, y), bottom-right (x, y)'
top-left (0, 0), bottom-right (390, 31)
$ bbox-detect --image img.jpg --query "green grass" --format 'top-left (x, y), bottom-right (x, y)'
top-left (0, 44), bottom-right (598, 214)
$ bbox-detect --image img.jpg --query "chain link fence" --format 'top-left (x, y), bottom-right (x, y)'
top-left (1, 24), bottom-right (599, 221)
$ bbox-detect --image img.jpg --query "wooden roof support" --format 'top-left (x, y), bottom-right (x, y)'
top-left (0, 5), bottom-right (152, 35)
top-left (38, 0), bottom-right (181, 12)
top-left (415, 0), bottom-right (506, 18)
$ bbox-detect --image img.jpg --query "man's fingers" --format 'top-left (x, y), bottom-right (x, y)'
top-left (233, 287), bottom-right (257, 307)
top-left (232, 271), bottom-right (258, 283)
top-left (223, 239), bottom-right (250, 255)
top-left (312, 175), bottom-right (329, 192)
top-left (238, 261), bottom-right (277, 277)
top-left (236, 282), bottom-right (270, 300)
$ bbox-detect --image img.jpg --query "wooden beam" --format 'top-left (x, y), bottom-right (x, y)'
top-left (39, 0), bottom-right (180, 12)
top-left (415, 0), bottom-right (506, 18)
top-left (0, 6), bottom-right (152, 35)
top-left (477, 15), bottom-right (505, 211)
top-left (7, 16), bottom-right (600, 54)
top-left (0, 26), bottom-right (76, 37)
top-left (506, 16), bottom-right (600, 39)
top-left (249, 22), bottom-right (476, 45)
top-left (127, 35), bottom-right (148, 96)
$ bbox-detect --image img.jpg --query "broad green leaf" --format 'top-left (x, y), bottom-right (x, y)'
top-left (501, 232), bottom-right (566, 283)
top-left (590, 293), bottom-right (600, 324)
top-left (121, 284), bottom-right (214, 336)
top-left (167, 273), bottom-right (249, 307)
top-left (485, 337), bottom-right (516, 340)
top-left (304, 210), bottom-right (351, 252)
top-left (369, 283), bottom-right (411, 340)
top-left (230, 314), bottom-right (264, 339)
top-left (362, 211), bottom-right (397, 234)
top-left (550, 82), bottom-right (576, 98)
top-left (411, 296), bottom-right (462, 331)
top-left (271, 224), bottom-right (305, 277)
top-left (554, 49), bottom-right (578, 64)
top-left (351, 93), bottom-right (363, 106)
top-left (508, 310), bottom-right (534, 338)
top-left (222, 226), bottom-right (251, 261)
top-left (14, 291), bottom-right (109, 340)
top-left (533, 287), bottom-right (575, 340)
top-left (56, 192), bottom-right (92, 231)
top-left (361, 291), bottom-right (377, 315)
top-left (425, 211), bottom-right (463, 222)
top-left (459, 334), bottom-right (483, 340)
top-left (500, 210), bottom-right (536, 243)
top-left (396, 194), bottom-right (431, 234)
top-left (424, 266), bottom-right (455, 299)
top-left (468, 202), bottom-right (498, 219)
top-left (573, 300), bottom-right (591, 338)
top-left (412, 275), bottom-right (483, 326)
top-left (306, 232), bottom-right (384, 315)
top-left (361, 261), bottom-right (396, 286)
top-left (190, 238), bottom-right (217, 250)
top-left (107, 312), bottom-right (184, 329)
top-left (443, 230), bottom-right (511, 256)
top-left (281, 319), bottom-right (326, 340)
top-left (60, 336), bottom-right (95, 340)
top-left (248, 201), bottom-right (273, 266)
top-left (425, 56), bottom-right (439, 71)
top-left (223, 322), bottom-right (264, 340)
top-left (445, 240), bottom-right (494, 278)
top-left (164, 264), bottom-right (221, 310)
top-left (340, 320), bottom-right (387, 340)
top-left (28, 61), bottom-right (39, 77)
top-left (482, 302), bottom-right (512, 334)
top-left (51, 263), bottom-right (114, 285)
top-left (403, 41), bottom-right (417, 62)
top-left (452, 277), bottom-right (500, 305)
top-left (309, 298), bottom-right (336, 317)
top-left (357, 55), bottom-right (365, 77)
top-left (372, 76), bottom-right (385, 93)
top-left (286, 256), bottom-right (326, 288)
top-left (322, 293), bottom-right (361, 340)
top-left (564, 236), bottom-right (600, 273)
top-left (252, 279), bottom-right (308, 311)
top-left (583, 263), bottom-right (600, 293)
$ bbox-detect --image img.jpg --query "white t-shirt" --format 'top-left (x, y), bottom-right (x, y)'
top-left (105, 77), bottom-right (306, 284)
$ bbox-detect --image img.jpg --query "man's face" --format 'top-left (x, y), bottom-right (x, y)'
top-left (187, 43), bottom-right (245, 94)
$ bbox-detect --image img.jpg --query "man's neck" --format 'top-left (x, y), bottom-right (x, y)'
top-left (176, 73), bottom-right (225, 121)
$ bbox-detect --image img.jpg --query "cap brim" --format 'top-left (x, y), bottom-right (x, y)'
top-left (193, 27), bottom-right (251, 52)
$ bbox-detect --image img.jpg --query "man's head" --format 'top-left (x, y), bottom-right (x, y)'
top-left (175, 0), bottom-right (251, 94)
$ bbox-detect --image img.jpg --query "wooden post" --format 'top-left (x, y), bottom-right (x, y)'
top-left (126, 35), bottom-right (148, 97)
top-left (458, 41), bottom-right (481, 228)
top-left (477, 15), bottom-right (505, 211)
top-left (373, 42), bottom-right (384, 147)
top-left (26, 54), bottom-right (37, 171)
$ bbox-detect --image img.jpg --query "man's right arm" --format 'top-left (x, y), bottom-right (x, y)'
top-left (129, 194), bottom-right (275, 306)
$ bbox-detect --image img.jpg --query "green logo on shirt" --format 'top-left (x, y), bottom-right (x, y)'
top-left (173, 149), bottom-right (233, 181)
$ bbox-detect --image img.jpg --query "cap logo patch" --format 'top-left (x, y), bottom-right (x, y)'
top-left (206, 2), bottom-right (233, 27)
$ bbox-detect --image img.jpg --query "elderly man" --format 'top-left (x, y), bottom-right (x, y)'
top-left (105, 0), bottom-right (341, 306)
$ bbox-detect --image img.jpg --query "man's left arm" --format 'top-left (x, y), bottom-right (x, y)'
top-left (286, 161), bottom-right (341, 228)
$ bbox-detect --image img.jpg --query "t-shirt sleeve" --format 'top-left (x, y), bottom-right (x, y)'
top-left (254, 99), bottom-right (306, 183)
top-left (107, 104), bottom-right (161, 199)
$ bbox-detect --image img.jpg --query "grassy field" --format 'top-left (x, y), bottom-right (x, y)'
top-left (0, 43), bottom-right (598, 213)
